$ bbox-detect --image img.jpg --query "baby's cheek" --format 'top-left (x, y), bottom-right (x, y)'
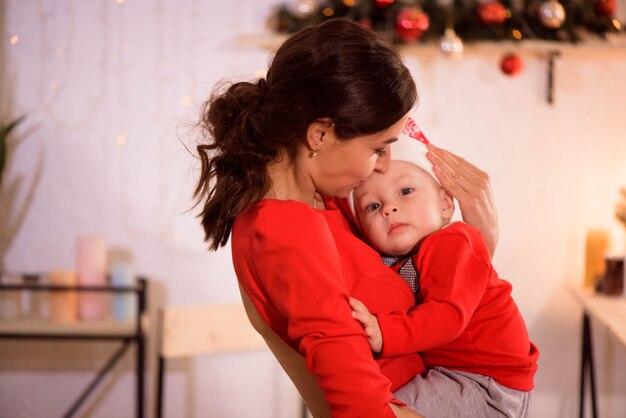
top-left (365, 223), bottom-right (385, 247)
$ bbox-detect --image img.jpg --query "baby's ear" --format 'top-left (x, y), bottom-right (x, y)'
top-left (439, 189), bottom-right (455, 221)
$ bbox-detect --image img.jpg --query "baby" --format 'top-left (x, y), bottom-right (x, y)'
top-left (348, 119), bottom-right (539, 418)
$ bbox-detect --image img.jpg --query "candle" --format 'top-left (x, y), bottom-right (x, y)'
top-left (599, 256), bottom-right (624, 295)
top-left (110, 260), bottom-right (136, 321)
top-left (584, 229), bottom-right (610, 288)
top-left (49, 270), bottom-right (78, 323)
top-left (76, 235), bottom-right (108, 320)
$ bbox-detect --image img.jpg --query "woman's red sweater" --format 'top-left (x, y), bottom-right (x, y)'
top-left (232, 199), bottom-right (424, 418)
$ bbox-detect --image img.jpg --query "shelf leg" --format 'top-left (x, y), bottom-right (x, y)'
top-left (136, 279), bottom-right (147, 418)
top-left (62, 339), bottom-right (132, 418)
top-left (579, 313), bottom-right (599, 418)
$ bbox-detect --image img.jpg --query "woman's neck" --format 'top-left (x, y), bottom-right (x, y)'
top-left (265, 150), bottom-right (325, 210)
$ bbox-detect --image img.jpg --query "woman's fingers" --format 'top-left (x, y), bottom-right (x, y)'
top-left (432, 164), bottom-right (470, 200)
top-left (425, 142), bottom-right (499, 258)
top-left (426, 143), bottom-right (487, 198)
top-left (427, 142), bottom-right (487, 179)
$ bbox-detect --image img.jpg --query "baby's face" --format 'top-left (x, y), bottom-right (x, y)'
top-left (353, 161), bottom-right (453, 256)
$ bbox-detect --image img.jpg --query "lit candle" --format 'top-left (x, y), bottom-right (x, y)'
top-left (76, 235), bottom-right (108, 320)
top-left (49, 270), bottom-right (78, 323)
top-left (584, 229), bottom-right (610, 288)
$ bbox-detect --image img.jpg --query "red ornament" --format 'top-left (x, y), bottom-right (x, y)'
top-left (477, 2), bottom-right (509, 26)
top-left (395, 7), bottom-right (430, 42)
top-left (595, 0), bottom-right (617, 18)
top-left (375, 0), bottom-right (395, 8)
top-left (500, 53), bottom-right (523, 76)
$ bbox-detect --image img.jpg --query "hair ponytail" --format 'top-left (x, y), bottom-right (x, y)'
top-left (194, 79), bottom-right (275, 250)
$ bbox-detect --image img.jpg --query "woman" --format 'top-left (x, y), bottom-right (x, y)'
top-left (194, 19), bottom-right (498, 418)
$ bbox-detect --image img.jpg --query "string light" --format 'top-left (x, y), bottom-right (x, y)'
top-left (10, 35), bottom-right (18, 45)
top-left (116, 0), bottom-right (125, 4)
top-left (116, 134), bottom-right (127, 146)
top-left (343, 0), bottom-right (355, 6)
top-left (179, 96), bottom-right (192, 107)
top-left (512, 29), bottom-right (522, 40)
top-left (322, 8), bottom-right (334, 17)
top-left (296, 1), bottom-right (314, 16)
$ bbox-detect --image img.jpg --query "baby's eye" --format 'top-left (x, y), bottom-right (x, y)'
top-left (401, 188), bottom-right (414, 196)
top-left (365, 202), bottom-right (380, 213)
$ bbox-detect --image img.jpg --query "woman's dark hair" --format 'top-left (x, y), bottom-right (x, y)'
top-left (195, 18), bottom-right (417, 250)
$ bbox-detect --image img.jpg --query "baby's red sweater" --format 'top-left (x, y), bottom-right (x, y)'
top-left (377, 222), bottom-right (539, 391)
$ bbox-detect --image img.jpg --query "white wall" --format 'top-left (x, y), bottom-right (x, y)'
top-left (1, 0), bottom-right (625, 417)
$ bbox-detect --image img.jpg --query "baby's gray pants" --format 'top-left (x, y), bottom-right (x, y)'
top-left (394, 367), bottom-right (532, 418)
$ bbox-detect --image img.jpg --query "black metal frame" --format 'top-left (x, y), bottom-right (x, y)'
top-left (579, 312), bottom-right (598, 418)
top-left (156, 353), bottom-right (165, 418)
top-left (0, 275), bottom-right (147, 418)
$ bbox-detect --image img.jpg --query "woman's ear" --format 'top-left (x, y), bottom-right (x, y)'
top-left (440, 189), bottom-right (455, 222)
top-left (306, 117), bottom-right (333, 152)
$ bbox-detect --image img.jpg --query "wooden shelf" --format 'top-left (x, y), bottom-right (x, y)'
top-left (235, 32), bottom-right (626, 56)
top-left (570, 285), bottom-right (626, 347)
top-left (0, 318), bottom-right (135, 337)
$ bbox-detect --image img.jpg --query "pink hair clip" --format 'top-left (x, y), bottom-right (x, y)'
top-left (402, 117), bottom-right (429, 145)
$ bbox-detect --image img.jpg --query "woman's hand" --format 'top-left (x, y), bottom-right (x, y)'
top-left (426, 142), bottom-right (499, 258)
top-left (390, 403), bottom-right (425, 418)
top-left (349, 298), bottom-right (383, 353)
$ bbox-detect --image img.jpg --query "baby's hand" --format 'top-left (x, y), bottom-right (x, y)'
top-left (349, 298), bottom-right (383, 353)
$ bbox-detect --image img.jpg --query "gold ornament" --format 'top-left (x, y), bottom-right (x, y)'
top-left (538, 0), bottom-right (566, 29)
